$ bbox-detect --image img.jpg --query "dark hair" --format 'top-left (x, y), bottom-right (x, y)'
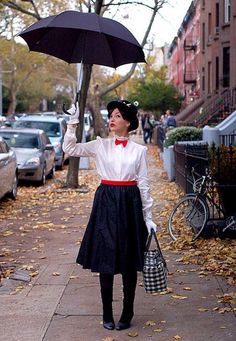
top-left (107, 100), bottom-right (139, 132)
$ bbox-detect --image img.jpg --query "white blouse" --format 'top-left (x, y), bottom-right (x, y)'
top-left (62, 127), bottom-right (153, 222)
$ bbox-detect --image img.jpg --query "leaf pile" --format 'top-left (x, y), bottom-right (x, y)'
top-left (149, 145), bottom-right (236, 285)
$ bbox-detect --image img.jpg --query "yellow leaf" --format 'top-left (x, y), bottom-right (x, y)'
top-left (154, 328), bottom-right (162, 332)
top-left (145, 320), bottom-right (156, 326)
top-left (183, 287), bottom-right (192, 291)
top-left (173, 335), bottom-right (182, 340)
top-left (29, 271), bottom-right (39, 277)
top-left (2, 230), bottom-right (14, 237)
top-left (171, 294), bottom-right (188, 300)
top-left (127, 331), bottom-right (138, 337)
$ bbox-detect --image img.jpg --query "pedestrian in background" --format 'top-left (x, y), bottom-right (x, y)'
top-left (141, 113), bottom-right (153, 144)
top-left (164, 109), bottom-right (177, 131)
top-left (63, 100), bottom-right (157, 331)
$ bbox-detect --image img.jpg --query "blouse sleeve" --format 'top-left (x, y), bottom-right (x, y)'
top-left (62, 126), bottom-right (100, 157)
top-left (137, 147), bottom-right (154, 222)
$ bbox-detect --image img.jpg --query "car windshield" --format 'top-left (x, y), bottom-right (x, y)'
top-left (0, 132), bottom-right (39, 149)
top-left (14, 121), bottom-right (61, 137)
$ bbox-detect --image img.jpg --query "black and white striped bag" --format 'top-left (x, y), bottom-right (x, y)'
top-left (143, 229), bottom-right (168, 293)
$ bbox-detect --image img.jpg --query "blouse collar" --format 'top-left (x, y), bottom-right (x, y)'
top-left (114, 135), bottom-right (129, 141)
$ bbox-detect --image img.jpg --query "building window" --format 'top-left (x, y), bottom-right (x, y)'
top-left (208, 13), bottom-right (212, 36)
top-left (224, 0), bottom-right (231, 23)
top-left (216, 3), bottom-right (219, 27)
top-left (202, 67), bottom-right (205, 92)
top-left (223, 47), bottom-right (230, 87)
top-left (208, 62), bottom-right (212, 94)
top-left (202, 22), bottom-right (205, 50)
top-left (215, 57), bottom-right (219, 91)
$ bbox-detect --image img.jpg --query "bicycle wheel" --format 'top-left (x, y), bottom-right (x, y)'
top-left (168, 194), bottom-right (209, 241)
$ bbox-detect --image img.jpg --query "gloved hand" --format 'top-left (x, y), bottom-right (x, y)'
top-left (146, 220), bottom-right (157, 234)
top-left (66, 102), bottom-right (80, 125)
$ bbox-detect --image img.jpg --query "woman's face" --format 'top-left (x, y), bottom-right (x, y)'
top-left (109, 108), bottom-right (130, 136)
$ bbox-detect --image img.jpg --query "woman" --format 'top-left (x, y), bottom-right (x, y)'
top-left (62, 100), bottom-right (157, 331)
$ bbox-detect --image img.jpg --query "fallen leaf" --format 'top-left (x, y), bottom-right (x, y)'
top-left (171, 294), bottom-right (188, 300)
top-left (29, 271), bottom-right (39, 277)
top-left (145, 320), bottom-right (156, 326)
top-left (52, 272), bottom-right (60, 276)
top-left (173, 335), bottom-right (182, 340)
top-left (127, 331), bottom-right (138, 337)
top-left (2, 230), bottom-right (14, 237)
top-left (198, 308), bottom-right (209, 312)
top-left (154, 328), bottom-right (162, 332)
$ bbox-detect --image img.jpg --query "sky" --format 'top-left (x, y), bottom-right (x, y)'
top-left (114, 0), bottom-right (193, 73)
top-left (118, 0), bottom-right (193, 46)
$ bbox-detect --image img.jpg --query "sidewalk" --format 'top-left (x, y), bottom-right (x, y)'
top-left (0, 136), bottom-right (235, 341)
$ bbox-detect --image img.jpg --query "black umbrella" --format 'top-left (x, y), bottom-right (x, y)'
top-left (19, 10), bottom-right (145, 68)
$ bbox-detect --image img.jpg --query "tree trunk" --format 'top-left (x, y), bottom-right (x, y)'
top-left (88, 86), bottom-right (107, 138)
top-left (7, 86), bottom-right (17, 116)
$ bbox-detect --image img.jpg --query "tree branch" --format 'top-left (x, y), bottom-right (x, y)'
top-left (1, 1), bottom-right (42, 20)
top-left (102, 0), bottom-right (165, 11)
top-left (99, 0), bottom-right (167, 97)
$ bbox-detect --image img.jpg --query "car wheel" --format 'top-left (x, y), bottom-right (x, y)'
top-left (57, 153), bottom-right (65, 170)
top-left (9, 173), bottom-right (18, 200)
top-left (48, 163), bottom-right (56, 179)
top-left (39, 167), bottom-right (46, 186)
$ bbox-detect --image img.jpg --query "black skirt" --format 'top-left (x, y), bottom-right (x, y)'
top-left (77, 183), bottom-right (148, 274)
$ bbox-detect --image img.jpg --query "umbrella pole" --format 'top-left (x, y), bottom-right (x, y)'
top-left (62, 62), bottom-right (83, 115)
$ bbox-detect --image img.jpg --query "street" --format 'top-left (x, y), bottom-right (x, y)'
top-left (0, 137), bottom-right (235, 341)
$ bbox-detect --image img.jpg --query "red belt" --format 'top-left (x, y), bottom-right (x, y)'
top-left (101, 180), bottom-right (137, 186)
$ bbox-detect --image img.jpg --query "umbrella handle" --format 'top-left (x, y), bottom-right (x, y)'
top-left (62, 91), bottom-right (80, 115)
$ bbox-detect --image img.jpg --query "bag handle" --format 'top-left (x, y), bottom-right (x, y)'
top-left (145, 229), bottom-right (167, 268)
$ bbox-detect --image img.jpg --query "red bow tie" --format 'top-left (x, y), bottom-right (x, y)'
top-left (115, 139), bottom-right (128, 147)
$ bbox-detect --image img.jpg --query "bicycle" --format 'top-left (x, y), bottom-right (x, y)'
top-left (168, 167), bottom-right (236, 241)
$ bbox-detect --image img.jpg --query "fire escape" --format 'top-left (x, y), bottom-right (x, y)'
top-left (183, 38), bottom-right (197, 84)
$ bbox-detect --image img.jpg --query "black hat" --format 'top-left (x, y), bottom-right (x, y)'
top-left (107, 100), bottom-right (139, 132)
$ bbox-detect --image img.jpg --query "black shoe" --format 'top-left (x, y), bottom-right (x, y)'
top-left (103, 321), bottom-right (115, 330)
top-left (116, 321), bottom-right (131, 331)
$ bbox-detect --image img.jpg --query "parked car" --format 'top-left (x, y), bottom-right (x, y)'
top-left (100, 109), bottom-right (109, 126)
top-left (84, 112), bottom-right (94, 141)
top-left (0, 128), bottom-right (55, 185)
top-left (13, 114), bottom-right (67, 169)
top-left (0, 136), bottom-right (18, 200)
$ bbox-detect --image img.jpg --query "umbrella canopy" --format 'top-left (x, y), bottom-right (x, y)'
top-left (19, 10), bottom-right (145, 68)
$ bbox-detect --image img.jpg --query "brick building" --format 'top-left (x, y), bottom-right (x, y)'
top-left (168, 0), bottom-right (201, 107)
top-left (201, 0), bottom-right (236, 95)
top-left (167, 0), bottom-right (236, 126)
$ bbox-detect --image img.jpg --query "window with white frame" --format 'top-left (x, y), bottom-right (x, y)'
top-left (224, 0), bottom-right (231, 23)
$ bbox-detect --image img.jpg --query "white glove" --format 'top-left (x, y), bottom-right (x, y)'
top-left (146, 220), bottom-right (157, 234)
top-left (66, 102), bottom-right (80, 125)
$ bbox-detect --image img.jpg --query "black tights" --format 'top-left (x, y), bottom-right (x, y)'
top-left (99, 271), bottom-right (137, 323)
